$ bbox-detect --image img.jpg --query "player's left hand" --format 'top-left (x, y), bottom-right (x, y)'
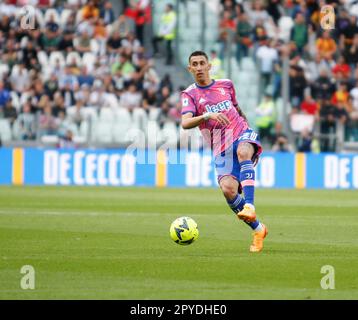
top-left (210, 113), bottom-right (230, 126)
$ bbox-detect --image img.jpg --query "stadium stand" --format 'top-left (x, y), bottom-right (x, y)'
top-left (0, 0), bottom-right (357, 154)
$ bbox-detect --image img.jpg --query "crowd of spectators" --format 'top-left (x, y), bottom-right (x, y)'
top-left (218, 0), bottom-right (358, 152)
top-left (0, 0), bottom-right (183, 147)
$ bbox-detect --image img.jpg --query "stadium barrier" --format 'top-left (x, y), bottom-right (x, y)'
top-left (0, 148), bottom-right (357, 189)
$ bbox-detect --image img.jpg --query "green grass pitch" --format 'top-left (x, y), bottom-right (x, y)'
top-left (0, 186), bottom-right (357, 299)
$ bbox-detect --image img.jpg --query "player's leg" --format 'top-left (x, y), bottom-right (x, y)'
top-left (219, 175), bottom-right (245, 215)
top-left (236, 141), bottom-right (268, 252)
top-left (236, 142), bottom-right (257, 221)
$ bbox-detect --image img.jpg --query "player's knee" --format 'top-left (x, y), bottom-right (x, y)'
top-left (220, 180), bottom-right (237, 200)
top-left (237, 144), bottom-right (254, 161)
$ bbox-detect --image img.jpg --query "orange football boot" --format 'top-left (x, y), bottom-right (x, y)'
top-left (249, 223), bottom-right (268, 253)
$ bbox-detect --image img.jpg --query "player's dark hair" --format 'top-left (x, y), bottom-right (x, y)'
top-left (188, 51), bottom-right (208, 63)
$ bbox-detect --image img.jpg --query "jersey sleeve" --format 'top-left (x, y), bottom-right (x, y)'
top-left (181, 92), bottom-right (197, 116)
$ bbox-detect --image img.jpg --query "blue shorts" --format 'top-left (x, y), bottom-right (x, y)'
top-left (214, 128), bottom-right (262, 183)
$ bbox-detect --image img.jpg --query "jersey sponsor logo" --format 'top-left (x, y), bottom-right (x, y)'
top-left (205, 100), bottom-right (232, 113)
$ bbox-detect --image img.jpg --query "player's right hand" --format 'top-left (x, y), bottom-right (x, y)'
top-left (209, 113), bottom-right (230, 126)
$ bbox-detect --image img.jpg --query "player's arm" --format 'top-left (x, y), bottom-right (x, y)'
top-left (181, 112), bottom-right (230, 129)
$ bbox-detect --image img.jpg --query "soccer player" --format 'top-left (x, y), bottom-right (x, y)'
top-left (181, 51), bottom-right (268, 252)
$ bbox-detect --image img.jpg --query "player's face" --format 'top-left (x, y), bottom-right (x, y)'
top-left (188, 56), bottom-right (211, 83)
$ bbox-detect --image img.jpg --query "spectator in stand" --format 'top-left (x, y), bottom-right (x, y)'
top-left (10, 64), bottom-right (31, 94)
top-left (339, 14), bottom-right (358, 51)
top-left (320, 98), bottom-right (337, 152)
top-left (17, 102), bottom-right (36, 140)
top-left (256, 38), bottom-right (278, 94)
top-left (52, 92), bottom-right (66, 118)
top-left (350, 80), bottom-right (358, 121)
top-left (332, 56), bottom-right (351, 82)
top-left (245, 0), bottom-right (271, 27)
top-left (209, 50), bottom-right (224, 80)
top-left (289, 65), bottom-right (307, 109)
top-left (120, 83), bottom-right (142, 112)
top-left (100, 0), bottom-right (115, 25)
top-left (316, 30), bottom-right (337, 61)
top-left (3, 98), bottom-right (17, 127)
top-left (305, 54), bottom-right (331, 84)
top-left (311, 68), bottom-right (336, 101)
top-left (331, 82), bottom-right (351, 112)
top-left (157, 100), bottom-right (173, 129)
top-left (290, 12), bottom-right (308, 55)
top-left (218, 10), bottom-right (236, 60)
top-left (44, 73), bottom-right (59, 100)
top-left (74, 30), bottom-right (92, 55)
top-left (121, 32), bottom-right (142, 55)
top-left (235, 13), bottom-right (252, 63)
top-left (142, 86), bottom-right (158, 116)
top-left (300, 94), bottom-right (319, 119)
top-left (0, 80), bottom-right (10, 109)
top-left (89, 80), bottom-right (108, 109)
top-left (81, 0), bottom-right (100, 21)
top-left (59, 66), bottom-right (79, 91)
top-left (266, 0), bottom-right (282, 26)
top-left (77, 66), bottom-right (94, 87)
top-left (93, 17), bottom-right (108, 55)
top-left (111, 14), bottom-right (133, 40)
top-left (107, 30), bottom-right (124, 57)
top-left (297, 128), bottom-right (313, 152)
top-left (38, 104), bottom-right (59, 137)
top-left (271, 122), bottom-right (294, 152)
top-left (69, 98), bottom-right (85, 131)
top-left (343, 34), bottom-right (358, 78)
top-left (111, 54), bottom-right (135, 83)
top-left (20, 41), bottom-right (38, 70)
top-left (255, 92), bottom-right (275, 145)
top-left (152, 3), bottom-right (176, 65)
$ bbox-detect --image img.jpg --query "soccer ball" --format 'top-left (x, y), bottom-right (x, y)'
top-left (170, 216), bottom-right (199, 245)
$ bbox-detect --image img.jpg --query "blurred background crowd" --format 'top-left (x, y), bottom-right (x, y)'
top-left (0, 0), bottom-right (358, 153)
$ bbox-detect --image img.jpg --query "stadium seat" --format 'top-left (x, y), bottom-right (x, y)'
top-left (99, 107), bottom-right (114, 121)
top-left (241, 57), bottom-right (257, 72)
top-left (90, 39), bottom-right (100, 55)
top-left (147, 120), bottom-right (163, 148)
top-left (132, 108), bottom-right (148, 131)
top-left (60, 9), bottom-right (73, 27)
top-left (105, 94), bottom-right (119, 109)
top-left (0, 119), bottom-right (12, 142)
top-left (0, 63), bottom-right (9, 79)
top-left (37, 51), bottom-right (49, 67)
top-left (35, 8), bottom-right (46, 28)
top-left (148, 108), bottom-right (161, 121)
top-left (161, 122), bottom-right (178, 148)
top-left (82, 52), bottom-right (96, 73)
top-left (112, 109), bottom-right (132, 144)
top-left (66, 51), bottom-right (82, 67)
top-left (82, 107), bottom-right (98, 122)
top-left (79, 120), bottom-right (90, 139)
top-left (93, 121), bottom-right (113, 143)
top-left (49, 51), bottom-right (66, 68)
top-left (44, 8), bottom-right (61, 24)
top-left (10, 91), bottom-right (21, 111)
